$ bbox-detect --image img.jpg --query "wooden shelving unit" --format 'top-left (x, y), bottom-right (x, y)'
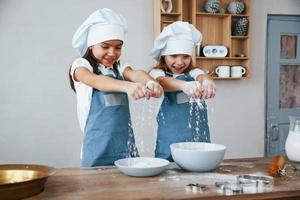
top-left (154, 0), bottom-right (251, 80)
top-left (196, 57), bottom-right (248, 60)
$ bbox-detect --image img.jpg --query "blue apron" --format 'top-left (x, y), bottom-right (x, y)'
top-left (155, 71), bottom-right (210, 161)
top-left (81, 66), bottom-right (138, 166)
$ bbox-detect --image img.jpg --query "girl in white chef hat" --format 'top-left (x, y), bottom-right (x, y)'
top-left (69, 8), bottom-right (163, 167)
top-left (149, 21), bottom-right (216, 161)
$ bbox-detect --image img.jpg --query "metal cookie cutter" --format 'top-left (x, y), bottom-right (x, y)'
top-left (215, 181), bottom-right (229, 190)
top-left (186, 183), bottom-right (207, 193)
top-left (237, 174), bottom-right (274, 193)
top-left (237, 174), bottom-right (274, 185)
top-left (215, 181), bottom-right (243, 195)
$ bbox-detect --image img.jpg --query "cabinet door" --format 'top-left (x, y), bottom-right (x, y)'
top-left (266, 15), bottom-right (300, 156)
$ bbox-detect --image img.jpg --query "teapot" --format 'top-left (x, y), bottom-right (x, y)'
top-left (285, 116), bottom-right (300, 162)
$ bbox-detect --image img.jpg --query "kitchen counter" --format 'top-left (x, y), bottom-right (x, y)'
top-left (27, 157), bottom-right (300, 200)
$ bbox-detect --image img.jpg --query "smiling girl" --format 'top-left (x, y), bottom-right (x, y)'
top-left (149, 21), bottom-right (216, 161)
top-left (69, 8), bottom-right (163, 166)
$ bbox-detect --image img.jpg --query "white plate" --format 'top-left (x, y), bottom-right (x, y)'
top-left (114, 157), bottom-right (169, 177)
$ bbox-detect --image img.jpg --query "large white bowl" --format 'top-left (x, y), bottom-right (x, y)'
top-left (114, 157), bottom-right (169, 177)
top-left (170, 142), bottom-right (226, 172)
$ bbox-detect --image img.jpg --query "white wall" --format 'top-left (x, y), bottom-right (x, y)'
top-left (0, 0), bottom-right (299, 167)
top-left (0, 0), bottom-right (155, 167)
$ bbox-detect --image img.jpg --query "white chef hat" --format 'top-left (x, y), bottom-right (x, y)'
top-left (72, 8), bottom-right (127, 56)
top-left (149, 21), bottom-right (202, 61)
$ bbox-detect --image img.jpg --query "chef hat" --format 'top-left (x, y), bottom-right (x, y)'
top-left (149, 21), bottom-right (202, 61)
top-left (72, 8), bottom-right (127, 56)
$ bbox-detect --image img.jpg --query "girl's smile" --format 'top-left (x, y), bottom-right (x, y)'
top-left (164, 54), bottom-right (192, 74)
top-left (172, 65), bottom-right (186, 74)
top-left (103, 57), bottom-right (115, 65)
top-left (91, 40), bottom-right (123, 67)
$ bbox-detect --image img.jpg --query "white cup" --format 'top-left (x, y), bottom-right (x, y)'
top-left (215, 66), bottom-right (230, 77)
top-left (231, 66), bottom-right (246, 78)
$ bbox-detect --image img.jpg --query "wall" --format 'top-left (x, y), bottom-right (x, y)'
top-left (0, 0), bottom-right (299, 167)
top-left (0, 0), bottom-right (155, 167)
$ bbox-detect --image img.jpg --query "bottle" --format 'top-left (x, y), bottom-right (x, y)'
top-left (285, 116), bottom-right (300, 162)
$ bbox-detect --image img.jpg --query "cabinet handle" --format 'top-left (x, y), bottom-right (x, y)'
top-left (271, 124), bottom-right (279, 141)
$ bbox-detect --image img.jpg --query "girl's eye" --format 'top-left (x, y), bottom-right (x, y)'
top-left (101, 45), bottom-right (109, 49)
top-left (183, 55), bottom-right (190, 59)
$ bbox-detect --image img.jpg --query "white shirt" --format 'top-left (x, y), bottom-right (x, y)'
top-left (149, 68), bottom-right (205, 79)
top-left (70, 57), bottom-right (130, 132)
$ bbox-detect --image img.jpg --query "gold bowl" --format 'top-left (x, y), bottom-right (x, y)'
top-left (0, 164), bottom-right (56, 200)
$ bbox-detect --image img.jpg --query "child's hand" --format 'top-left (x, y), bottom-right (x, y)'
top-left (126, 82), bottom-right (147, 100)
top-left (181, 81), bottom-right (203, 99)
top-left (201, 78), bottom-right (216, 99)
top-left (145, 80), bottom-right (164, 99)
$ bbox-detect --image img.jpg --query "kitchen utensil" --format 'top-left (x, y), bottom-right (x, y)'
top-left (114, 157), bottom-right (169, 177)
top-left (0, 164), bottom-right (56, 200)
top-left (237, 174), bottom-right (274, 185)
top-left (170, 142), bottom-right (226, 172)
top-left (186, 183), bottom-right (207, 193)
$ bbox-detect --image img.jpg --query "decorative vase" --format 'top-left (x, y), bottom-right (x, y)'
top-left (204, 0), bottom-right (220, 13)
top-left (161, 0), bottom-right (173, 13)
top-left (233, 17), bottom-right (248, 36)
top-left (227, 1), bottom-right (245, 14)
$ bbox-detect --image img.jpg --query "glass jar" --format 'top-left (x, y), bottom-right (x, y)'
top-left (285, 116), bottom-right (300, 162)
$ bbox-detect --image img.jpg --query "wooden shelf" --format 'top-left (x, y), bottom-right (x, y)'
top-left (232, 14), bottom-right (250, 17)
top-left (154, 0), bottom-right (251, 80)
top-left (196, 12), bottom-right (249, 17)
top-left (161, 20), bottom-right (176, 24)
top-left (212, 77), bottom-right (244, 80)
top-left (161, 12), bottom-right (181, 16)
top-left (196, 57), bottom-right (248, 60)
top-left (196, 12), bottom-right (229, 17)
top-left (231, 36), bottom-right (249, 39)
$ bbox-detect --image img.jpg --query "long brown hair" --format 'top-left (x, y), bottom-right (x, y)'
top-left (153, 56), bottom-right (193, 74)
top-left (69, 48), bottom-right (119, 92)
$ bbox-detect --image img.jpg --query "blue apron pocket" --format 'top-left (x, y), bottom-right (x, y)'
top-left (176, 92), bottom-right (189, 104)
top-left (103, 93), bottom-right (128, 107)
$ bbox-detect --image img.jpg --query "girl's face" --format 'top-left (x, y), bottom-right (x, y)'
top-left (91, 40), bottom-right (123, 67)
top-left (164, 54), bottom-right (192, 74)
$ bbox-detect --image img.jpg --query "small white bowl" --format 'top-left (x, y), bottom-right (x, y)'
top-left (170, 142), bottom-right (226, 172)
top-left (114, 157), bottom-right (169, 177)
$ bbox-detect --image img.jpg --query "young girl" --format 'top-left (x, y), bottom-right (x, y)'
top-left (149, 21), bottom-right (216, 161)
top-left (70, 8), bottom-right (163, 166)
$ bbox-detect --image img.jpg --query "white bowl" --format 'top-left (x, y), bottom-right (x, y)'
top-left (114, 157), bottom-right (169, 177)
top-left (170, 142), bottom-right (226, 172)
